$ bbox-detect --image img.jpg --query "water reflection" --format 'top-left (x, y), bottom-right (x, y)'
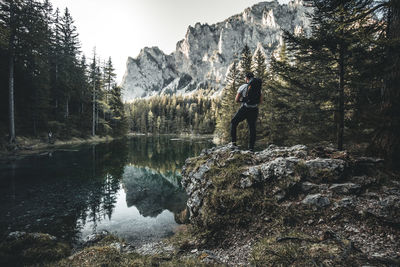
top-left (122, 166), bottom-right (187, 217)
top-left (0, 136), bottom-right (212, 245)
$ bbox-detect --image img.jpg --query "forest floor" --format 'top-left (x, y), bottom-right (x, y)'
top-left (0, 135), bottom-right (115, 161)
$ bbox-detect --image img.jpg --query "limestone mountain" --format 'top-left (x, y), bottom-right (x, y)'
top-left (121, 0), bottom-right (311, 102)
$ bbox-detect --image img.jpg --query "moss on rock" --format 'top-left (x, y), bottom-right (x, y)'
top-left (250, 233), bottom-right (372, 266)
top-left (0, 232), bottom-right (71, 266)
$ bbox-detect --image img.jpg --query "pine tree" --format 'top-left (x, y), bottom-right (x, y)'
top-left (253, 49), bottom-right (267, 80)
top-left (271, 0), bottom-right (381, 148)
top-left (102, 57), bottom-right (116, 120)
top-left (252, 48), bottom-right (268, 139)
top-left (57, 7), bottom-right (80, 120)
top-left (239, 44), bottom-right (252, 82)
top-left (109, 85), bottom-right (128, 136)
top-left (216, 60), bottom-right (240, 142)
top-left (90, 49), bottom-right (98, 136)
top-left (0, 0), bottom-right (24, 143)
top-left (104, 57), bottom-right (116, 92)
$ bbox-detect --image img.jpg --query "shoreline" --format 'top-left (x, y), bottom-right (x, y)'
top-left (0, 135), bottom-right (116, 161)
top-left (0, 133), bottom-right (215, 161)
top-left (127, 132), bottom-right (214, 139)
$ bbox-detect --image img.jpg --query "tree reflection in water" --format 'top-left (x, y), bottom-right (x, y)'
top-left (0, 136), bottom-right (213, 245)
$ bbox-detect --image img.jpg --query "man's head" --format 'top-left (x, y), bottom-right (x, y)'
top-left (245, 72), bottom-right (254, 83)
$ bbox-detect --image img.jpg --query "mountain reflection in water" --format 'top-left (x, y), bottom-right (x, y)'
top-left (122, 166), bottom-right (187, 217)
top-left (0, 136), bottom-right (213, 246)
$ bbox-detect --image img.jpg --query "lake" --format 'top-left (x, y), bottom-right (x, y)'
top-left (0, 136), bottom-right (213, 246)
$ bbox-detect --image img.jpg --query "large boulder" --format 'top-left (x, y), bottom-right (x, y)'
top-left (181, 144), bottom-right (348, 228)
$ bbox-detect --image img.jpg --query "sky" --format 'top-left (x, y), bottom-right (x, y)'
top-left (50, 0), bottom-right (291, 83)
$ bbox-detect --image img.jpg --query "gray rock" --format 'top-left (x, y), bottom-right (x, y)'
top-left (193, 164), bottom-right (210, 180)
top-left (7, 231), bottom-right (27, 240)
top-left (187, 190), bottom-right (203, 215)
top-left (334, 197), bottom-right (355, 209)
top-left (240, 177), bottom-right (253, 189)
top-left (360, 195), bottom-right (400, 224)
top-left (240, 165), bottom-right (261, 188)
top-left (351, 176), bottom-right (376, 186)
top-left (329, 183), bottom-right (361, 195)
top-left (256, 144), bottom-right (308, 162)
top-left (109, 242), bottom-right (123, 252)
top-left (259, 157), bottom-right (300, 181)
top-left (7, 231), bottom-right (57, 242)
top-left (305, 158), bottom-right (346, 182)
top-left (136, 241), bottom-right (175, 256)
top-left (301, 194), bottom-right (330, 207)
top-left (301, 182), bottom-right (320, 192)
top-left (82, 230), bottom-right (110, 247)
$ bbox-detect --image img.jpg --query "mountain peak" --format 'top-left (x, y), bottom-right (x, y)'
top-left (121, 0), bottom-right (311, 102)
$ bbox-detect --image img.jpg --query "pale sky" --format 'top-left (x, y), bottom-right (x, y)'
top-left (50, 0), bottom-right (290, 83)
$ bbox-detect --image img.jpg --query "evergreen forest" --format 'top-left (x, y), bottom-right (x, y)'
top-left (1, 0), bottom-right (399, 167)
top-left (0, 0), bottom-right (127, 145)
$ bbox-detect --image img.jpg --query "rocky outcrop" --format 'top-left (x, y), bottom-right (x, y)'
top-left (181, 144), bottom-right (400, 265)
top-left (121, 0), bottom-right (312, 101)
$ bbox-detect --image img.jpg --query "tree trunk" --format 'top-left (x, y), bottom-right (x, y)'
top-left (372, 1), bottom-right (400, 167)
top-left (96, 104), bottom-right (99, 131)
top-left (65, 97), bottom-right (69, 118)
top-left (338, 42), bottom-right (345, 151)
top-left (9, 52), bottom-right (15, 143)
top-left (92, 83), bottom-right (96, 136)
top-left (33, 116), bottom-right (37, 136)
top-left (8, 2), bottom-right (16, 144)
top-left (337, 13), bottom-right (345, 151)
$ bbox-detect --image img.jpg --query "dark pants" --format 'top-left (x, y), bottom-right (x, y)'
top-left (231, 106), bottom-right (258, 149)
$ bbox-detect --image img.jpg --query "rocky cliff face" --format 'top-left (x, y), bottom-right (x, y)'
top-left (121, 0), bottom-right (311, 102)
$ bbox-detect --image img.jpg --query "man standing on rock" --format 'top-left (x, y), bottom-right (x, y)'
top-left (230, 72), bottom-right (262, 151)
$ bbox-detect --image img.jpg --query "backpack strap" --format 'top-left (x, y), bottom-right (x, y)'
top-left (245, 78), bottom-right (254, 97)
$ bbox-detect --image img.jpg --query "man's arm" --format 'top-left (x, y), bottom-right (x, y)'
top-left (235, 93), bottom-right (241, 103)
top-left (259, 93), bottom-right (263, 104)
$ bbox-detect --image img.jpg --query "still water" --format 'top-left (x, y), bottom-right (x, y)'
top-left (0, 136), bottom-right (213, 246)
